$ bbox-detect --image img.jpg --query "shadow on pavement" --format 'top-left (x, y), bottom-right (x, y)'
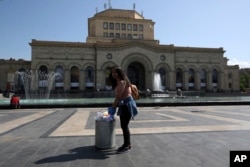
top-left (34, 145), bottom-right (117, 164)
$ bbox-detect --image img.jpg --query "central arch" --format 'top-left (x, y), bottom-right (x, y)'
top-left (122, 52), bottom-right (153, 91)
top-left (127, 62), bottom-right (145, 90)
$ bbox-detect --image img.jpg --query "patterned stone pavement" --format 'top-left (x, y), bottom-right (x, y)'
top-left (0, 106), bottom-right (250, 167)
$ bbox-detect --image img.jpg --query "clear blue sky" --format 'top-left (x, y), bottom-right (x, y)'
top-left (1, 0), bottom-right (249, 68)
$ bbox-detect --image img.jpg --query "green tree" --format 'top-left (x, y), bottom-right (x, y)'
top-left (240, 71), bottom-right (250, 91)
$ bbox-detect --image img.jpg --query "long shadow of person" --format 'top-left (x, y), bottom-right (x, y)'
top-left (34, 145), bottom-right (117, 164)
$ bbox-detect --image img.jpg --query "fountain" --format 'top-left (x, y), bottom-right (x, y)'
top-left (153, 73), bottom-right (163, 92)
top-left (151, 73), bottom-right (170, 97)
top-left (14, 70), bottom-right (59, 99)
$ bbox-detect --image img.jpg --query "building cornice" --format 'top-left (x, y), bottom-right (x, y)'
top-left (29, 39), bottom-right (94, 48)
top-left (175, 46), bottom-right (225, 53)
top-left (30, 39), bottom-right (225, 54)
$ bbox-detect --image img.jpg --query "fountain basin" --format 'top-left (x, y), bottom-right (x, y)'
top-left (0, 96), bottom-right (250, 109)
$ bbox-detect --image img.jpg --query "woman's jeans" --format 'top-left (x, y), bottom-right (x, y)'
top-left (119, 105), bottom-right (131, 146)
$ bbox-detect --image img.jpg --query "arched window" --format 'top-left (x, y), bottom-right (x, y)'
top-left (85, 66), bottom-right (94, 90)
top-left (212, 69), bottom-right (218, 83)
top-left (176, 68), bottom-right (183, 89)
top-left (212, 69), bottom-right (218, 91)
top-left (38, 65), bottom-right (48, 88)
top-left (85, 66), bottom-right (94, 82)
top-left (200, 69), bottom-right (207, 90)
top-left (39, 65), bottom-right (48, 80)
top-left (18, 68), bottom-right (26, 72)
top-left (16, 69), bottom-right (26, 94)
top-left (159, 68), bottom-right (166, 90)
top-left (188, 69), bottom-right (195, 83)
top-left (105, 67), bottom-right (112, 90)
top-left (55, 66), bottom-right (64, 90)
top-left (188, 68), bottom-right (195, 90)
top-left (70, 66), bottom-right (79, 90)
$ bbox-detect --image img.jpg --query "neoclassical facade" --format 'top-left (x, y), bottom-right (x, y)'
top-left (0, 8), bottom-right (240, 94)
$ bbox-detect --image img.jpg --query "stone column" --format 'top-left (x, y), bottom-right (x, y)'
top-left (196, 71), bottom-right (201, 91)
top-left (79, 69), bottom-right (85, 91)
top-left (64, 69), bottom-right (70, 91)
top-left (219, 72), bottom-right (224, 92)
top-left (207, 70), bottom-right (212, 91)
top-left (183, 70), bottom-right (188, 91)
top-left (96, 69), bottom-right (103, 91)
top-left (169, 71), bottom-right (176, 91)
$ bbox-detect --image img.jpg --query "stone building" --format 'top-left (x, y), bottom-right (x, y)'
top-left (0, 8), bottom-right (240, 95)
top-left (0, 59), bottom-right (31, 93)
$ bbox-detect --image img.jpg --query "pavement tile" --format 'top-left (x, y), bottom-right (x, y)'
top-left (0, 106), bottom-right (250, 167)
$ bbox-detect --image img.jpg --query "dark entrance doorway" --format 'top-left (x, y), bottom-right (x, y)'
top-left (127, 62), bottom-right (145, 90)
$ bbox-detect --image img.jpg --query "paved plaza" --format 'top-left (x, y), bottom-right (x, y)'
top-left (0, 106), bottom-right (250, 167)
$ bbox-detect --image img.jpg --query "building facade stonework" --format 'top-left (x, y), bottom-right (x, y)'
top-left (0, 8), bottom-right (239, 94)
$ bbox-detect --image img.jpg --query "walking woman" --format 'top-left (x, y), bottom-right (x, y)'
top-left (108, 66), bottom-right (138, 153)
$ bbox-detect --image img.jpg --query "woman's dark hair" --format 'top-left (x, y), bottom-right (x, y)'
top-left (108, 66), bottom-right (118, 89)
top-left (109, 66), bottom-right (131, 89)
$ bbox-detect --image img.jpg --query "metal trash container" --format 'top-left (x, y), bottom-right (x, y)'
top-left (95, 120), bottom-right (116, 149)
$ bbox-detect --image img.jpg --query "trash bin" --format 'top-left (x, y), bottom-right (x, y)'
top-left (95, 120), bottom-right (116, 150)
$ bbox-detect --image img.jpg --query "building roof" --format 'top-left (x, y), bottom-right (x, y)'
top-left (93, 8), bottom-right (144, 20)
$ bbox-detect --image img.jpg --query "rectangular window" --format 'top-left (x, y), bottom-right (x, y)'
top-left (109, 23), bottom-right (114, 30)
top-left (127, 24), bottom-right (132, 31)
top-left (133, 24), bottom-right (138, 31)
top-left (103, 22), bottom-right (108, 29)
top-left (121, 33), bottom-right (126, 39)
top-left (115, 23), bottom-right (120, 30)
top-left (139, 24), bottom-right (143, 31)
top-left (127, 34), bottom-right (132, 39)
top-left (115, 33), bottom-right (120, 38)
top-left (109, 33), bottom-right (114, 38)
top-left (121, 23), bottom-right (126, 30)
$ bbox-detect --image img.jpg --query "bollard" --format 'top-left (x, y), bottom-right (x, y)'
top-left (95, 120), bottom-right (116, 150)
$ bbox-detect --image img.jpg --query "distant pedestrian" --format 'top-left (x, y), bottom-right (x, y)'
top-left (10, 94), bottom-right (20, 109)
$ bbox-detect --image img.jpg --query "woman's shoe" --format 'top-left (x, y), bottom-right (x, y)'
top-left (117, 145), bottom-right (131, 153)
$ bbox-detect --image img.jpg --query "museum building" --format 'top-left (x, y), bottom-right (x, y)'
top-left (0, 8), bottom-right (240, 95)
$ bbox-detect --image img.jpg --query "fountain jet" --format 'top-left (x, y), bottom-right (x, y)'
top-left (14, 70), bottom-right (59, 99)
